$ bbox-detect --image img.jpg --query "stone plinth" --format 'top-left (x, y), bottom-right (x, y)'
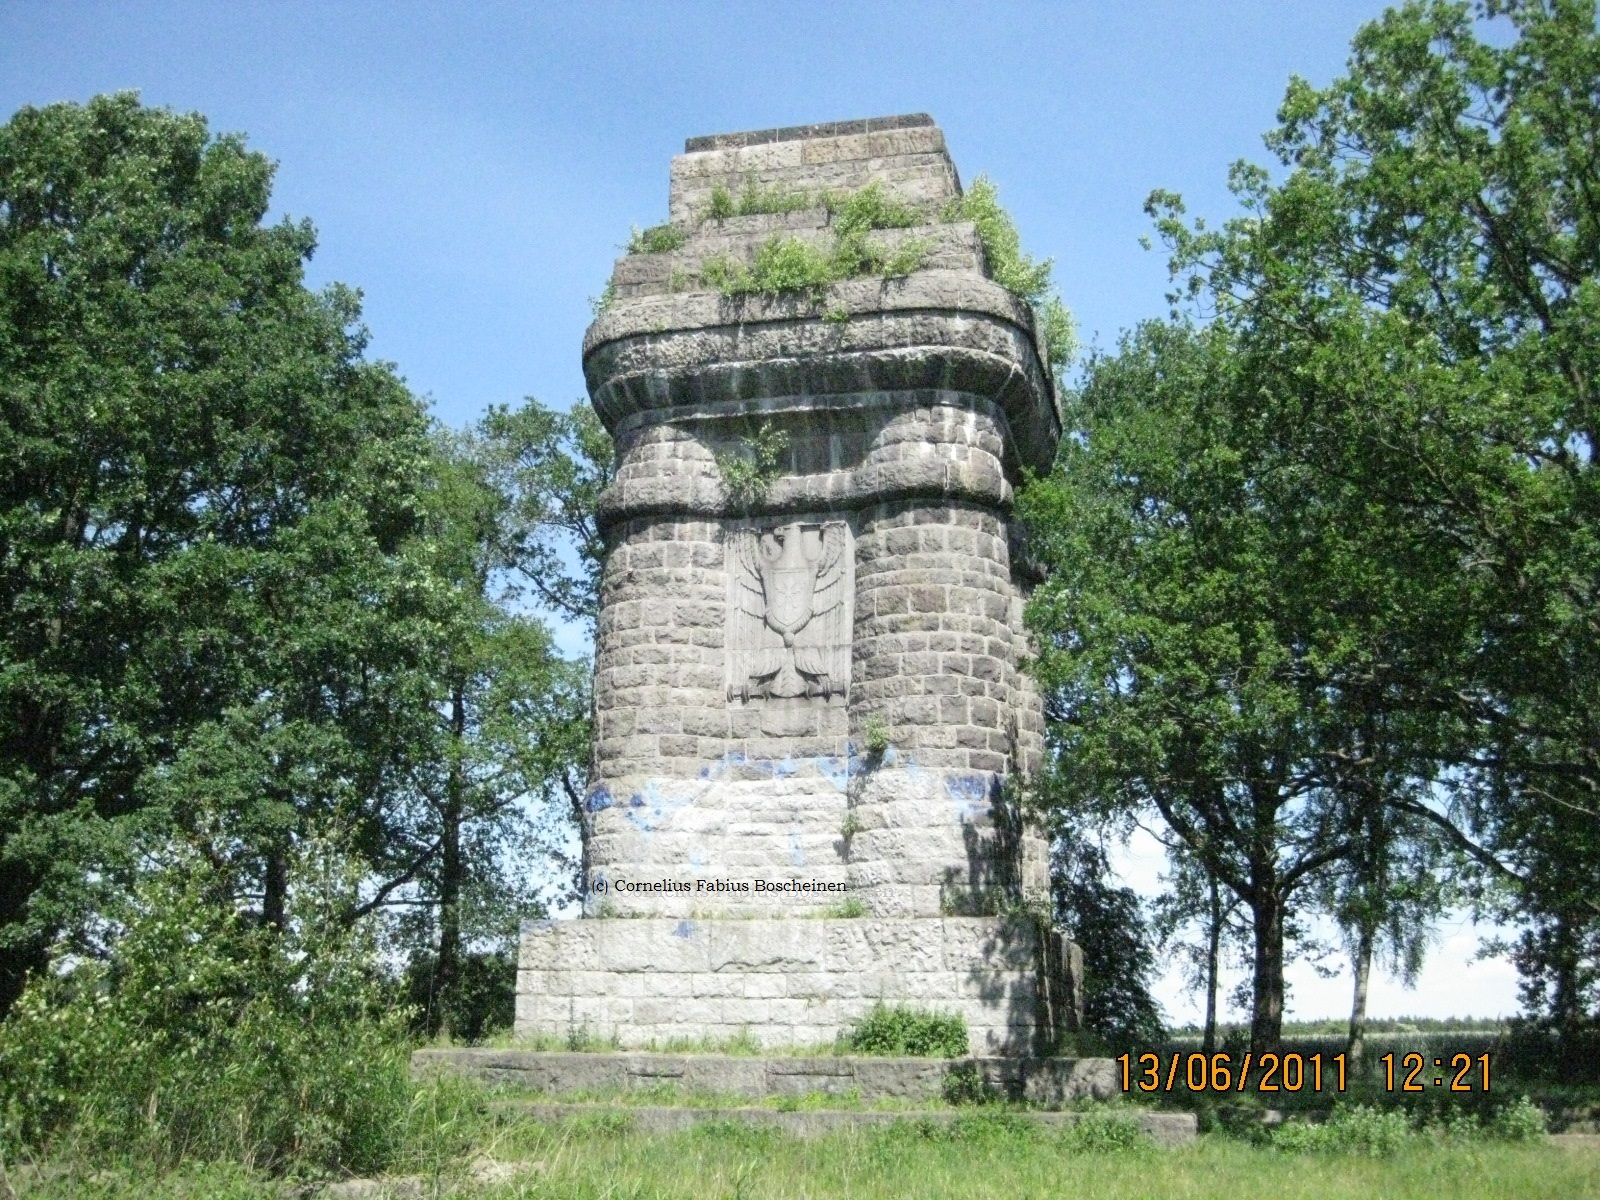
top-left (516, 916), bottom-right (1076, 1056)
top-left (412, 1047), bottom-right (1121, 1107)
top-left (519, 114), bottom-right (1070, 1054)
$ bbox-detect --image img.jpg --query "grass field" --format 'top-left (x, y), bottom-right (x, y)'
top-left (8, 1121), bottom-right (1598, 1200)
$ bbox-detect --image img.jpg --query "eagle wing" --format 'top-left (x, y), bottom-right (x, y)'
top-left (792, 523), bottom-right (849, 689)
top-left (728, 528), bottom-right (783, 698)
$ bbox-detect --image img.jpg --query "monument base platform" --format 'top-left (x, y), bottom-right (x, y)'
top-left (516, 915), bottom-right (1078, 1056)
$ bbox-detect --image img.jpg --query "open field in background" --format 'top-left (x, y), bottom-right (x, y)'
top-left (7, 1122), bottom-right (1599, 1200)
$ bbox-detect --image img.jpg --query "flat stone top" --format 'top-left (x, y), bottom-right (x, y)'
top-left (686, 113), bottom-right (934, 153)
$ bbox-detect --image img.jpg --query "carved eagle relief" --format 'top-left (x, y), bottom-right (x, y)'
top-left (727, 521), bottom-right (852, 702)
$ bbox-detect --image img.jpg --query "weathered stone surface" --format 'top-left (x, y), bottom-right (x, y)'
top-left (516, 917), bottom-right (1062, 1055)
top-left (485, 1103), bottom-right (1196, 1145)
top-left (521, 115), bottom-right (1066, 1055)
top-left (669, 121), bottom-right (958, 225)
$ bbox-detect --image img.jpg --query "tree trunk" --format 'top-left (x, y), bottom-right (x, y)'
top-left (436, 682), bottom-right (466, 1038)
top-left (1202, 878), bottom-right (1222, 1054)
top-left (262, 843), bottom-right (288, 932)
top-left (1249, 885), bottom-right (1286, 1053)
top-left (1347, 921), bottom-right (1374, 1069)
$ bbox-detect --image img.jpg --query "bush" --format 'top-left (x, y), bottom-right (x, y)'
top-left (1489, 1095), bottom-right (1547, 1141)
top-left (941, 1062), bottom-right (999, 1106)
top-left (1272, 1105), bottom-right (1411, 1157)
top-left (0, 842), bottom-right (412, 1174)
top-left (627, 223), bottom-right (686, 254)
top-left (845, 1004), bottom-right (968, 1058)
top-left (404, 949), bottom-right (516, 1043)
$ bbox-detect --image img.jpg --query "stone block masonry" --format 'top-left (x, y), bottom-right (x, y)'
top-left (517, 916), bottom-right (1063, 1055)
top-left (519, 115), bottom-right (1072, 1054)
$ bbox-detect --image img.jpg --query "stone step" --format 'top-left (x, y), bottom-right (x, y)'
top-left (413, 1048), bottom-right (1120, 1107)
top-left (493, 1101), bottom-right (1198, 1146)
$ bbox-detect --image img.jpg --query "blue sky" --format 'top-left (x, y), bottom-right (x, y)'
top-left (3, 0), bottom-right (1516, 1020)
top-left (6, 0), bottom-right (1393, 429)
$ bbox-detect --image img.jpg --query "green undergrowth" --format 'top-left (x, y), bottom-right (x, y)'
top-left (844, 1004), bottom-right (968, 1059)
top-left (9, 1122), bottom-right (1594, 1200)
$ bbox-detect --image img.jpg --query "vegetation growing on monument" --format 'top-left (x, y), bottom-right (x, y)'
top-left (844, 1004), bottom-right (969, 1058)
top-left (947, 175), bottom-right (1077, 382)
top-left (712, 421), bottom-right (791, 512)
top-left (626, 222), bottom-right (687, 253)
top-left (621, 177), bottom-right (1076, 383)
top-left (698, 182), bottom-right (933, 301)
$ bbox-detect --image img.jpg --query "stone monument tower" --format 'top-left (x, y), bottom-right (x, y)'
top-left (517, 114), bottom-right (1077, 1055)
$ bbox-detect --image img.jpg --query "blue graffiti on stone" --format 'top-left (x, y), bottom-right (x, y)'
top-left (673, 919), bottom-right (696, 939)
top-left (584, 785), bottom-right (615, 813)
top-left (623, 781), bottom-right (698, 833)
top-left (945, 772), bottom-right (996, 823)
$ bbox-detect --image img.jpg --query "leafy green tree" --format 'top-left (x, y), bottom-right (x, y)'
top-left (1024, 321), bottom-right (1404, 1050)
top-left (1049, 817), bottom-right (1165, 1051)
top-left (393, 426), bottom-right (591, 1038)
top-left (1152, 846), bottom-right (1246, 1053)
top-left (1149, 0), bottom-right (1600, 1033)
top-left (478, 398), bottom-right (614, 630)
top-left (0, 93), bottom-right (435, 1015)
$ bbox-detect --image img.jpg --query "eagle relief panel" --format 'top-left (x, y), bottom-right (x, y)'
top-left (726, 520), bottom-right (853, 703)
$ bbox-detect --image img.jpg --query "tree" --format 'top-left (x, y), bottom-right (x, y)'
top-left (394, 425), bottom-right (592, 1037)
top-left (1049, 816), bottom-right (1165, 1051)
top-left (1153, 846), bottom-right (1246, 1054)
top-left (1150, 0), bottom-right (1600, 1034)
top-left (479, 399), bottom-right (614, 630)
top-left (1024, 320), bottom-right (1417, 1050)
top-left (0, 93), bottom-right (436, 1015)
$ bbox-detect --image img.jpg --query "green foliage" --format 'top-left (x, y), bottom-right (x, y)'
top-left (402, 949), bottom-right (515, 1044)
top-left (0, 843), bottom-right (410, 1174)
top-left (476, 398), bottom-right (614, 627)
top-left (1058, 1112), bottom-right (1151, 1154)
top-left (940, 1063), bottom-right (999, 1106)
top-left (707, 177), bottom-right (813, 220)
top-left (826, 181), bottom-right (922, 236)
top-left (697, 182), bottom-right (933, 302)
top-left (821, 896), bottom-right (867, 918)
top-left (701, 233), bottom-right (932, 302)
top-left (707, 235), bottom-right (839, 298)
top-left (1489, 1095), bottom-right (1547, 1142)
top-left (1050, 822), bottom-right (1165, 1052)
top-left (0, 91), bottom-right (439, 1017)
top-left (862, 712), bottom-right (891, 755)
top-left (946, 175), bottom-right (1077, 379)
top-left (588, 277), bottom-right (616, 314)
top-left (626, 222), bottom-right (686, 254)
top-left (947, 176), bottom-right (1053, 298)
top-left (1272, 1105), bottom-right (1411, 1157)
top-left (1024, 320), bottom-right (1373, 1048)
top-left (1135, 0), bottom-right (1600, 1037)
top-left (712, 421), bottom-right (790, 511)
top-left (845, 1004), bottom-right (969, 1058)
